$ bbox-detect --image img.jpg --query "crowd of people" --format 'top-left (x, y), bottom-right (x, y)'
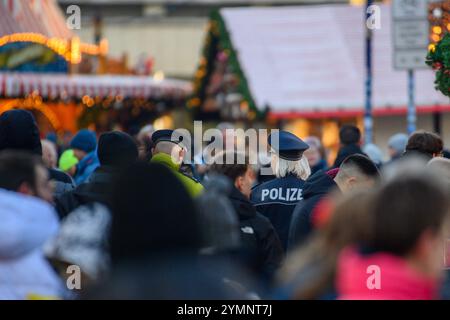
top-left (0, 109), bottom-right (449, 300)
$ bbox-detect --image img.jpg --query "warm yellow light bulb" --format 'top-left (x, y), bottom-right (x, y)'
top-left (431, 34), bottom-right (441, 42)
top-left (428, 43), bottom-right (436, 52)
top-left (433, 26), bottom-right (442, 34)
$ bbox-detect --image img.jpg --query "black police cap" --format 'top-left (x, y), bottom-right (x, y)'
top-left (268, 130), bottom-right (309, 161)
top-left (151, 129), bottom-right (183, 145)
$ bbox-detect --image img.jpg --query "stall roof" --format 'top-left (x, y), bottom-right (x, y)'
top-left (220, 4), bottom-right (450, 117)
top-left (0, 72), bottom-right (192, 100)
top-left (0, 0), bottom-right (74, 39)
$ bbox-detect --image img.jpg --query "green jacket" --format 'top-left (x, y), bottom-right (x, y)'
top-left (151, 153), bottom-right (204, 198)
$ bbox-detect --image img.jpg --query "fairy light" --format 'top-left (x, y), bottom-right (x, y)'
top-left (153, 71), bottom-right (165, 82)
top-left (71, 37), bottom-right (82, 64)
top-left (431, 33), bottom-right (441, 42)
top-left (429, 1), bottom-right (450, 45)
top-left (429, 43), bottom-right (436, 52)
top-left (0, 33), bottom-right (109, 63)
top-left (0, 96), bottom-right (61, 130)
top-left (433, 26), bottom-right (442, 34)
top-left (99, 38), bottom-right (109, 56)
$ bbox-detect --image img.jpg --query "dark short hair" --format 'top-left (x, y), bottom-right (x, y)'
top-left (209, 151), bottom-right (249, 183)
top-left (339, 125), bottom-right (361, 145)
top-left (340, 154), bottom-right (380, 178)
top-left (369, 174), bottom-right (449, 256)
top-left (0, 150), bottom-right (44, 192)
top-left (406, 131), bottom-right (443, 157)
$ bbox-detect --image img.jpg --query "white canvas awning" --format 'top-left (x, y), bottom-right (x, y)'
top-left (0, 72), bottom-right (192, 100)
top-left (220, 4), bottom-right (450, 117)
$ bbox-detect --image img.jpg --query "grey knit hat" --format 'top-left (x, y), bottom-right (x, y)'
top-left (388, 133), bottom-right (408, 154)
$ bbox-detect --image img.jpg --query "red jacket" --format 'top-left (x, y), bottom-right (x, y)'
top-left (336, 247), bottom-right (439, 300)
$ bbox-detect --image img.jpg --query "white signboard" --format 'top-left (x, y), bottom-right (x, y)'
top-left (392, 0), bottom-right (429, 70)
top-left (393, 20), bottom-right (429, 48)
top-left (392, 0), bottom-right (428, 18)
top-left (394, 49), bottom-right (429, 69)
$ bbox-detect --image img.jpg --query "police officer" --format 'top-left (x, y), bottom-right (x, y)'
top-left (251, 131), bottom-right (310, 251)
top-left (150, 129), bottom-right (204, 197)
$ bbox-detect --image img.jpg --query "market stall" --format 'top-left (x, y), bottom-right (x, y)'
top-left (0, 72), bottom-right (192, 134)
top-left (191, 3), bottom-right (450, 155)
top-left (0, 0), bottom-right (192, 134)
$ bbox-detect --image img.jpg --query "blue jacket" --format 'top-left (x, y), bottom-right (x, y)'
top-left (250, 174), bottom-right (306, 251)
top-left (74, 151), bottom-right (99, 185)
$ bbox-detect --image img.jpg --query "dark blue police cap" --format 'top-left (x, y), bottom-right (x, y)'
top-left (268, 130), bottom-right (309, 161)
top-left (151, 129), bottom-right (183, 145)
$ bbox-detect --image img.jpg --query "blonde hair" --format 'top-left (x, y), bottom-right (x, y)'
top-left (273, 154), bottom-right (311, 180)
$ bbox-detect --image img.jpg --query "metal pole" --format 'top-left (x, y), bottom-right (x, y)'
top-left (364, 0), bottom-right (373, 144)
top-left (93, 11), bottom-right (103, 74)
top-left (407, 69), bottom-right (416, 134)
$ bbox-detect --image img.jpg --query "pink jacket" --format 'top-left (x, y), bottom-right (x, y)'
top-left (336, 247), bottom-right (439, 300)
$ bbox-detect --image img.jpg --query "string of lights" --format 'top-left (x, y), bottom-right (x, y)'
top-left (428, 0), bottom-right (450, 51)
top-left (0, 33), bottom-right (108, 64)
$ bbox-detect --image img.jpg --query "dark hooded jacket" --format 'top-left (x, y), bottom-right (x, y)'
top-left (0, 110), bottom-right (75, 197)
top-left (333, 144), bottom-right (366, 168)
top-left (288, 170), bottom-right (339, 251)
top-left (228, 187), bottom-right (284, 282)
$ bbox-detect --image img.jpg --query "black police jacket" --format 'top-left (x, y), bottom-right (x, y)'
top-left (288, 170), bottom-right (338, 251)
top-left (228, 187), bottom-right (284, 282)
top-left (250, 174), bottom-right (306, 251)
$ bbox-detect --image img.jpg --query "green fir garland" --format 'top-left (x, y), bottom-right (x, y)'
top-left (426, 33), bottom-right (450, 97)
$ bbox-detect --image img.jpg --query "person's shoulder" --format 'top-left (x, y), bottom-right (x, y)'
top-left (178, 172), bottom-right (204, 197)
top-left (49, 168), bottom-right (74, 184)
top-left (254, 211), bottom-right (271, 223)
top-left (297, 193), bottom-right (324, 219)
top-left (251, 211), bottom-right (276, 232)
top-left (293, 194), bottom-right (314, 216)
top-left (180, 171), bottom-right (202, 185)
top-left (283, 174), bottom-right (307, 186)
top-left (252, 177), bottom-right (279, 192)
top-left (54, 188), bottom-right (78, 219)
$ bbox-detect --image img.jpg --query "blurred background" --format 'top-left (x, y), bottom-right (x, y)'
top-left (0, 0), bottom-right (449, 165)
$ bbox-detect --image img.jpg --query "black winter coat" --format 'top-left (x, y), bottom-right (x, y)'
top-left (49, 168), bottom-right (75, 198)
top-left (288, 170), bottom-right (338, 251)
top-left (55, 166), bottom-right (118, 219)
top-left (228, 187), bottom-right (284, 282)
top-left (85, 254), bottom-right (259, 299)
